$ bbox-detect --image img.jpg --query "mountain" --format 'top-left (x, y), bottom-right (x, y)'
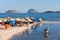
top-left (5, 9), bottom-right (60, 13)
top-left (43, 11), bottom-right (60, 13)
top-left (5, 10), bottom-right (20, 13)
top-left (43, 11), bottom-right (55, 13)
top-left (55, 11), bottom-right (60, 13)
top-left (27, 9), bottom-right (39, 13)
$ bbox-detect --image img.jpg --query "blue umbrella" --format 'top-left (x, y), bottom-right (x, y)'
top-left (33, 18), bottom-right (39, 22)
top-left (8, 20), bottom-right (15, 25)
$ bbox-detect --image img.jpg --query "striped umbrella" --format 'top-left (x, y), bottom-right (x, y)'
top-left (25, 17), bottom-right (33, 22)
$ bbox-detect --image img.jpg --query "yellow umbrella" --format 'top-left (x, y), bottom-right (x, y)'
top-left (2, 19), bottom-right (7, 22)
top-left (15, 18), bottom-right (20, 21)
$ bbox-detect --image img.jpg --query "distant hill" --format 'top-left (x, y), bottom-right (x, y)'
top-left (5, 10), bottom-right (20, 13)
top-left (55, 11), bottom-right (60, 13)
top-left (43, 11), bottom-right (60, 13)
top-left (5, 9), bottom-right (60, 13)
top-left (27, 9), bottom-right (39, 13)
top-left (43, 11), bottom-right (55, 13)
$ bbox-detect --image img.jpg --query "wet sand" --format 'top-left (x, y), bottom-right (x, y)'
top-left (37, 21), bottom-right (60, 24)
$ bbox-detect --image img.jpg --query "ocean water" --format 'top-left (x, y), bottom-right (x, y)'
top-left (11, 23), bottom-right (60, 40)
top-left (0, 13), bottom-right (60, 21)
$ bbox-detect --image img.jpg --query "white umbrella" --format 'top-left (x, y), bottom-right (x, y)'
top-left (25, 17), bottom-right (33, 22)
top-left (39, 18), bottom-right (43, 22)
top-left (20, 18), bottom-right (27, 22)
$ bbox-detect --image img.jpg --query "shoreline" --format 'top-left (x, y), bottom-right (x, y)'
top-left (37, 21), bottom-right (60, 23)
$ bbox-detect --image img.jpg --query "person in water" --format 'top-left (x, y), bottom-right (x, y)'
top-left (44, 28), bottom-right (49, 39)
top-left (44, 28), bottom-right (49, 34)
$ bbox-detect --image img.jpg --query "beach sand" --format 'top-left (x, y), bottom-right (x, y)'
top-left (0, 24), bottom-right (34, 40)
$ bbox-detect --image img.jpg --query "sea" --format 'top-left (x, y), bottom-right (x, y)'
top-left (0, 13), bottom-right (60, 21)
top-left (11, 23), bottom-right (60, 40)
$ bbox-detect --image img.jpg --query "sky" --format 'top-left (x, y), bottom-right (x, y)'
top-left (0, 0), bottom-right (60, 13)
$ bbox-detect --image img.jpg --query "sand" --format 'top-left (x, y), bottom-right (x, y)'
top-left (0, 24), bottom-right (34, 40)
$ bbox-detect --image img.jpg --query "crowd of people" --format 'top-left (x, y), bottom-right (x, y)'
top-left (0, 17), bottom-right (43, 29)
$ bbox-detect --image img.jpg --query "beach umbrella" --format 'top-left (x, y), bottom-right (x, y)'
top-left (15, 18), bottom-right (20, 21)
top-left (32, 18), bottom-right (39, 22)
top-left (0, 18), bottom-right (3, 22)
top-left (7, 17), bottom-right (13, 21)
top-left (39, 18), bottom-right (43, 22)
top-left (8, 19), bottom-right (15, 25)
top-left (20, 18), bottom-right (27, 22)
top-left (30, 17), bottom-right (35, 21)
top-left (7, 17), bottom-right (12, 19)
top-left (3, 19), bottom-right (7, 22)
top-left (25, 17), bottom-right (33, 22)
top-left (2, 19), bottom-right (8, 22)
